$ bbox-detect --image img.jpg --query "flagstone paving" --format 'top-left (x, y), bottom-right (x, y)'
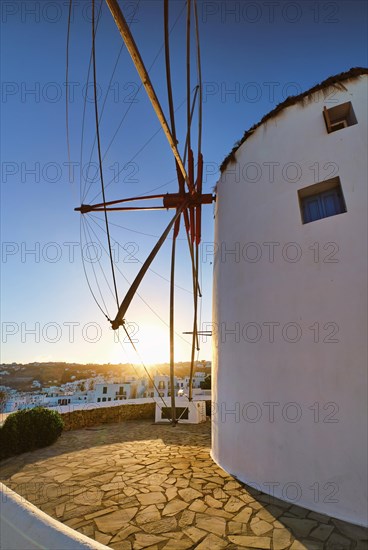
top-left (0, 420), bottom-right (367, 549)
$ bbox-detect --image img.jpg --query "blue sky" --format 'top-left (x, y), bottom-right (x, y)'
top-left (1, 0), bottom-right (367, 365)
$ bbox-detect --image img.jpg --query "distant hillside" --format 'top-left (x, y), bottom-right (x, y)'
top-left (0, 361), bottom-right (211, 393)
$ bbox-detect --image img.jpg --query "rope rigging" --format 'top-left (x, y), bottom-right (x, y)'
top-left (88, 213), bottom-right (193, 293)
top-left (115, 330), bottom-right (176, 422)
top-left (83, 214), bottom-right (193, 346)
top-left (83, 0), bottom-right (141, 203)
top-left (87, 2), bottom-right (187, 206)
top-left (92, 0), bottom-right (120, 311)
top-left (71, 0), bottom-right (212, 425)
top-left (87, 85), bottom-right (199, 207)
top-left (79, 0), bottom-right (104, 203)
top-left (80, 216), bottom-right (111, 321)
top-left (66, 0), bottom-right (73, 185)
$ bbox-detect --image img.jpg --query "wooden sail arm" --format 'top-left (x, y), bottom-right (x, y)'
top-left (75, 194), bottom-right (169, 213)
top-left (111, 200), bottom-right (189, 330)
top-left (105, 0), bottom-right (194, 196)
top-left (87, 206), bottom-right (173, 212)
top-left (75, 193), bottom-right (214, 213)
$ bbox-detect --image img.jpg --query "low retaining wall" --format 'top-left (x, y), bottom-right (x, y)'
top-left (0, 483), bottom-right (110, 550)
top-left (2, 399), bottom-right (212, 432)
top-left (61, 401), bottom-right (156, 431)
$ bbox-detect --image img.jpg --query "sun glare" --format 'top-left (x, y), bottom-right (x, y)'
top-left (109, 323), bottom-right (170, 366)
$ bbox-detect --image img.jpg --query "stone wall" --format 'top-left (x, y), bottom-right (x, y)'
top-left (61, 402), bottom-right (156, 431)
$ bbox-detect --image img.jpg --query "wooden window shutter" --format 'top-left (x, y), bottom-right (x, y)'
top-left (323, 106), bottom-right (332, 133)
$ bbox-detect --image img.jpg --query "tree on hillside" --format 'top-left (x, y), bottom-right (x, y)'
top-left (200, 375), bottom-right (211, 390)
top-left (0, 390), bottom-right (8, 413)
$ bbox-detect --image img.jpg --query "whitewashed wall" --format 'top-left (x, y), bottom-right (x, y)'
top-left (0, 483), bottom-right (110, 550)
top-left (212, 76), bottom-right (368, 526)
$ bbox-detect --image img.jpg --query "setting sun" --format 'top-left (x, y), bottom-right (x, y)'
top-left (108, 323), bottom-right (172, 366)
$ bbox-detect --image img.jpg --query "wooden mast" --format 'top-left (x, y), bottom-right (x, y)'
top-left (164, 0), bottom-right (177, 426)
top-left (96, 0), bottom-right (212, 422)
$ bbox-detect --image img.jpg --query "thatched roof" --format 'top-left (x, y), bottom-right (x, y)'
top-left (220, 67), bottom-right (368, 173)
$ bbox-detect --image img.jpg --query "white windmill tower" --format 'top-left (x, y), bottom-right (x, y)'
top-left (213, 67), bottom-right (368, 526)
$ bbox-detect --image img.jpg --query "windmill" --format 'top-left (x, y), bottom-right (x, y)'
top-left (68, 0), bottom-right (215, 424)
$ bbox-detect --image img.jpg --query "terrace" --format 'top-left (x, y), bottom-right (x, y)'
top-left (0, 419), bottom-right (366, 549)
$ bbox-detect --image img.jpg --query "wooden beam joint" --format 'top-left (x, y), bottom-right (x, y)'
top-left (75, 193), bottom-right (215, 214)
top-left (163, 193), bottom-right (214, 209)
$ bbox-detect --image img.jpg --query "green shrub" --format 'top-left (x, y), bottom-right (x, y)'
top-left (0, 407), bottom-right (63, 459)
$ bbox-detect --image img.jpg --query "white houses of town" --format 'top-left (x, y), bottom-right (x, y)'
top-left (212, 68), bottom-right (368, 526)
top-left (154, 372), bottom-right (207, 398)
top-left (93, 379), bottom-right (148, 402)
top-left (2, 371), bottom-right (209, 412)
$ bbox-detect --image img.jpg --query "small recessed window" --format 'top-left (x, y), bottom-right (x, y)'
top-left (323, 102), bottom-right (357, 133)
top-left (298, 177), bottom-right (347, 224)
top-left (102, 386), bottom-right (107, 394)
top-left (102, 397), bottom-right (106, 402)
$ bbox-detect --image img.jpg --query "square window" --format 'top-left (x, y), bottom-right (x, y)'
top-left (323, 102), bottom-right (357, 133)
top-left (298, 177), bottom-right (347, 224)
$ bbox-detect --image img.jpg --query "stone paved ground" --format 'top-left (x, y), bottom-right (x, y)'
top-left (0, 420), bottom-right (367, 550)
